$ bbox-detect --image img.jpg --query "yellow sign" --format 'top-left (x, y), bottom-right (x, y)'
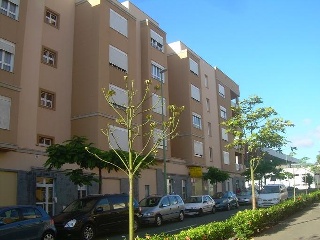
top-left (189, 166), bottom-right (203, 178)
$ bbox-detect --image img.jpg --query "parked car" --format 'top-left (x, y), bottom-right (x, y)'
top-left (0, 205), bottom-right (56, 240)
top-left (212, 191), bottom-right (239, 211)
top-left (257, 184), bottom-right (288, 208)
top-left (138, 194), bottom-right (185, 226)
top-left (184, 195), bottom-right (216, 216)
top-left (237, 189), bottom-right (259, 205)
top-left (53, 193), bottom-right (140, 240)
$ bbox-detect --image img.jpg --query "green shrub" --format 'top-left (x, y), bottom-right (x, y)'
top-left (138, 190), bottom-right (320, 240)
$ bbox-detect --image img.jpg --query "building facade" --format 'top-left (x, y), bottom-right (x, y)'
top-left (0, 0), bottom-right (243, 215)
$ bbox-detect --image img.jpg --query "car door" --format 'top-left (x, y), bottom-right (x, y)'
top-left (92, 197), bottom-right (114, 233)
top-left (108, 195), bottom-right (129, 227)
top-left (203, 196), bottom-right (212, 213)
top-left (0, 208), bottom-right (24, 240)
top-left (19, 207), bottom-right (46, 240)
top-left (159, 196), bottom-right (172, 221)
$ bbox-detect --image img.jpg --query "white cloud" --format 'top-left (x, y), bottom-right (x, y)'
top-left (314, 125), bottom-right (320, 139)
top-left (290, 137), bottom-right (314, 148)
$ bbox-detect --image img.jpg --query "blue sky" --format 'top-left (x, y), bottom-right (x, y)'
top-left (127, 0), bottom-right (320, 162)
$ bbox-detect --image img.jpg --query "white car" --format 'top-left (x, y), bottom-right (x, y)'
top-left (258, 184), bottom-right (288, 208)
top-left (184, 195), bottom-right (216, 216)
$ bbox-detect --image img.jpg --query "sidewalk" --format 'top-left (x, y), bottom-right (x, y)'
top-left (253, 202), bottom-right (320, 240)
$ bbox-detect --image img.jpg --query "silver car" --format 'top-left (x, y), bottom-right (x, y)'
top-left (138, 195), bottom-right (185, 226)
top-left (184, 195), bottom-right (216, 216)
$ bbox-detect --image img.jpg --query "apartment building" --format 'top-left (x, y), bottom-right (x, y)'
top-left (0, 0), bottom-right (242, 215)
top-left (167, 41), bottom-right (245, 195)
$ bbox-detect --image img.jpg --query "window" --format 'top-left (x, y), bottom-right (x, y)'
top-left (218, 84), bottom-right (225, 98)
top-left (0, 38), bottom-right (15, 72)
top-left (109, 45), bottom-right (128, 73)
top-left (110, 9), bottom-right (128, 37)
top-left (0, 95), bottom-right (11, 130)
top-left (204, 75), bottom-right (209, 88)
top-left (78, 185), bottom-right (87, 199)
top-left (151, 61), bottom-right (165, 82)
top-left (208, 122), bottom-right (212, 136)
top-left (209, 147), bottom-right (213, 162)
top-left (153, 128), bottom-right (167, 149)
top-left (192, 112), bottom-right (202, 129)
top-left (45, 8), bottom-right (59, 28)
top-left (220, 106), bottom-right (227, 119)
top-left (0, 0), bottom-right (19, 20)
top-left (40, 90), bottom-right (55, 110)
top-left (221, 128), bottom-right (228, 141)
top-left (109, 84), bottom-right (127, 109)
top-left (150, 29), bottom-right (164, 52)
top-left (206, 98), bottom-right (210, 112)
top-left (194, 140), bottom-right (203, 157)
top-left (21, 207), bottom-right (41, 220)
top-left (223, 151), bottom-right (230, 165)
top-left (42, 47), bottom-right (57, 67)
top-left (109, 125), bottom-right (128, 151)
top-left (38, 135), bottom-right (54, 147)
top-left (189, 58), bottom-right (198, 75)
top-left (152, 93), bottom-right (166, 115)
top-left (181, 180), bottom-right (186, 200)
top-left (190, 84), bottom-right (200, 101)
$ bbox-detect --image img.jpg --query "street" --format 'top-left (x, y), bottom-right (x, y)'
top-left (96, 205), bottom-right (250, 240)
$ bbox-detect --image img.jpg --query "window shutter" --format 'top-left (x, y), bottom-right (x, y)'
top-left (150, 29), bottom-right (163, 45)
top-left (9, 0), bottom-right (20, 5)
top-left (221, 128), bottom-right (228, 141)
top-left (194, 140), bottom-right (203, 157)
top-left (0, 39), bottom-right (15, 54)
top-left (0, 96), bottom-right (11, 130)
top-left (110, 9), bottom-right (128, 37)
top-left (189, 58), bottom-right (198, 75)
top-left (109, 45), bottom-right (128, 72)
top-left (191, 84), bottom-right (200, 101)
top-left (109, 126), bottom-right (128, 151)
top-left (219, 84), bottom-right (225, 97)
top-left (109, 84), bottom-right (128, 108)
top-left (152, 93), bottom-right (166, 115)
top-left (223, 151), bottom-right (230, 164)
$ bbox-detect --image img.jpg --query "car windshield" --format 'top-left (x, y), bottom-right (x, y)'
top-left (212, 192), bottom-right (224, 199)
top-left (186, 196), bottom-right (202, 203)
top-left (139, 197), bottom-right (161, 207)
top-left (62, 198), bottom-right (97, 213)
top-left (261, 186), bottom-right (280, 194)
top-left (239, 191), bottom-right (251, 196)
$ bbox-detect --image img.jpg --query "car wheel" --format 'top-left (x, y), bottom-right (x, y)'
top-left (133, 217), bottom-right (139, 232)
top-left (198, 208), bottom-right (203, 216)
top-left (178, 211), bottom-right (184, 221)
top-left (226, 203), bottom-right (231, 211)
top-left (155, 215), bottom-right (162, 226)
top-left (82, 224), bottom-right (95, 240)
top-left (211, 206), bottom-right (216, 214)
top-left (42, 231), bottom-right (55, 240)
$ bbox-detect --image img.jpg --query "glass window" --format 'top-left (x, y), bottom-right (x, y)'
top-left (38, 135), bottom-right (54, 147)
top-left (21, 207), bottom-right (41, 220)
top-left (151, 61), bottom-right (165, 82)
top-left (40, 90), bottom-right (55, 109)
top-left (45, 8), bottom-right (59, 28)
top-left (42, 47), bottom-right (57, 67)
top-left (0, 0), bottom-right (19, 20)
top-left (160, 196), bottom-right (170, 206)
top-left (192, 113), bottom-right (202, 129)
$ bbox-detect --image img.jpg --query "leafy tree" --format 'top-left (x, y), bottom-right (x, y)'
top-left (44, 136), bottom-right (116, 193)
top-left (203, 166), bottom-right (230, 192)
top-left (87, 76), bottom-right (184, 240)
top-left (221, 96), bottom-right (294, 209)
top-left (302, 173), bottom-right (314, 189)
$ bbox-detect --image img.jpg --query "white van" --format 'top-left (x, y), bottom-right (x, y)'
top-left (257, 184), bottom-right (288, 208)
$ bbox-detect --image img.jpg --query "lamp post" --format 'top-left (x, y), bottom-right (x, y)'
top-left (160, 68), bottom-right (167, 195)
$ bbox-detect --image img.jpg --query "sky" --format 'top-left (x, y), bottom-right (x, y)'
top-left (127, 0), bottom-right (320, 163)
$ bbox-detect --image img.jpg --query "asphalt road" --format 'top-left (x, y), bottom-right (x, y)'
top-left (96, 205), bottom-right (250, 240)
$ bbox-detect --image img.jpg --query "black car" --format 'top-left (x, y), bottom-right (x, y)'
top-left (212, 191), bottom-right (239, 211)
top-left (53, 193), bottom-right (140, 240)
top-left (0, 205), bottom-right (56, 240)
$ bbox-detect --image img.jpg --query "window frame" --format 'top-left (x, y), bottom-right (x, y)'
top-left (191, 84), bottom-right (200, 102)
top-left (0, 0), bottom-right (19, 20)
top-left (0, 95), bottom-right (11, 130)
top-left (192, 112), bottom-right (202, 129)
top-left (41, 46), bottom-right (57, 68)
top-left (218, 84), bottom-right (225, 98)
top-left (44, 7), bottom-right (60, 28)
top-left (151, 61), bottom-right (165, 82)
top-left (193, 140), bottom-right (204, 157)
top-left (0, 38), bottom-right (15, 72)
top-left (37, 134), bottom-right (54, 147)
top-left (39, 89), bottom-right (56, 110)
top-left (220, 106), bottom-right (227, 119)
top-left (152, 93), bottom-right (166, 115)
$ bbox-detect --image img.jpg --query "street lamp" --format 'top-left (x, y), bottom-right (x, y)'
top-left (160, 68), bottom-right (168, 195)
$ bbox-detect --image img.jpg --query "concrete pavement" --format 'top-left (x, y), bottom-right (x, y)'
top-left (253, 202), bottom-right (320, 240)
